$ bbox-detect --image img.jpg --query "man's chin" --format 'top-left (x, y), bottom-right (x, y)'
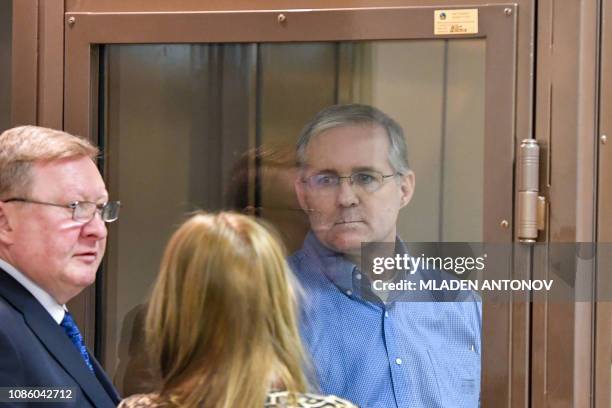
top-left (328, 234), bottom-right (366, 255)
top-left (66, 268), bottom-right (98, 288)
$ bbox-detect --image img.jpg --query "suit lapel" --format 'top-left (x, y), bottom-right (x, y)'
top-left (0, 269), bottom-right (117, 407)
top-left (91, 350), bottom-right (121, 404)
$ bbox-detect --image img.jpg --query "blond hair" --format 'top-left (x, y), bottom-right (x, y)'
top-left (146, 212), bottom-right (308, 408)
top-left (0, 125), bottom-right (99, 199)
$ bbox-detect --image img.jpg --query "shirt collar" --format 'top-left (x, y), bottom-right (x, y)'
top-left (0, 258), bottom-right (66, 324)
top-left (302, 232), bottom-right (411, 301)
top-left (302, 232), bottom-right (357, 294)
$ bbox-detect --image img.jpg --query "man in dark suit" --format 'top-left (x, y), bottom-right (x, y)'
top-left (0, 126), bottom-right (121, 407)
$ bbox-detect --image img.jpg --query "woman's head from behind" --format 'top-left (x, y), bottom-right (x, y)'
top-left (146, 212), bottom-right (306, 408)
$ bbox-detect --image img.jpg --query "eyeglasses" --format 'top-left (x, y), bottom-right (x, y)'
top-left (3, 198), bottom-right (121, 223)
top-left (302, 171), bottom-right (400, 194)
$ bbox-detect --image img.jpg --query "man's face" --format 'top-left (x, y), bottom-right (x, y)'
top-left (295, 124), bottom-right (415, 256)
top-left (0, 156), bottom-right (109, 304)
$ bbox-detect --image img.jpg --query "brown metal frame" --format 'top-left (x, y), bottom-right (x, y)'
top-left (10, 0), bottom-right (38, 126)
top-left (595, 0), bottom-right (612, 406)
top-left (37, 0), bottom-right (65, 129)
top-left (10, 0), bottom-right (64, 128)
top-left (14, 0), bottom-right (609, 406)
top-left (62, 5), bottom-right (521, 406)
top-left (533, 0), bottom-right (603, 406)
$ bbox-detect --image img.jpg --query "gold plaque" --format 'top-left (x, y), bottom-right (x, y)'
top-left (434, 9), bottom-right (478, 35)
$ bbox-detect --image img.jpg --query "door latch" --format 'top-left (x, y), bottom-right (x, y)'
top-left (518, 139), bottom-right (546, 242)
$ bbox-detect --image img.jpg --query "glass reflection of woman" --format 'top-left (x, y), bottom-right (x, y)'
top-left (118, 212), bottom-right (356, 408)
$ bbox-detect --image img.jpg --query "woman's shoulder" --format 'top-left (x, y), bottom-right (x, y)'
top-left (265, 391), bottom-right (358, 407)
top-left (117, 393), bottom-right (159, 408)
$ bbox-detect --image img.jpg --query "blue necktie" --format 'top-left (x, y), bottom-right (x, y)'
top-left (60, 311), bottom-right (94, 372)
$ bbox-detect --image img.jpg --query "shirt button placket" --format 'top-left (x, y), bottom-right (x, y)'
top-left (382, 308), bottom-right (404, 407)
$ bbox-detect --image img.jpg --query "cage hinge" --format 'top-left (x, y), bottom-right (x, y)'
top-left (517, 139), bottom-right (546, 243)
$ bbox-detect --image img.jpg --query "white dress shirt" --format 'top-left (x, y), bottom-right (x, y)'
top-left (0, 257), bottom-right (66, 324)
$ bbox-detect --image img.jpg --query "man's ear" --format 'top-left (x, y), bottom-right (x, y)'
top-left (399, 170), bottom-right (415, 208)
top-left (0, 202), bottom-right (15, 245)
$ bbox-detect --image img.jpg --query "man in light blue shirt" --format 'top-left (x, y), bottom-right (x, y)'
top-left (289, 104), bottom-right (481, 408)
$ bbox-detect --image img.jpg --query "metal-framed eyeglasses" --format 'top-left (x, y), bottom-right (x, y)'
top-left (3, 198), bottom-right (121, 223)
top-left (302, 170), bottom-right (400, 194)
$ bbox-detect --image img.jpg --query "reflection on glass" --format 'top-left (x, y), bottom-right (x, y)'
top-left (102, 40), bottom-right (485, 394)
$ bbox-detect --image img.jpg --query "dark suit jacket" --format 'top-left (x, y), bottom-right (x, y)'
top-left (0, 268), bottom-right (120, 407)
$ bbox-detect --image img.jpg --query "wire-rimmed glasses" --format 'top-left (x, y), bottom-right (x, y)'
top-left (302, 170), bottom-right (400, 194)
top-left (3, 198), bottom-right (121, 223)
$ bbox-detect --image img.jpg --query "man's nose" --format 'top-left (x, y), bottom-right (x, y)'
top-left (336, 178), bottom-right (359, 207)
top-left (81, 211), bottom-right (108, 240)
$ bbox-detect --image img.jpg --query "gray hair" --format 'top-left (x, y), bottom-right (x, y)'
top-left (296, 104), bottom-right (410, 174)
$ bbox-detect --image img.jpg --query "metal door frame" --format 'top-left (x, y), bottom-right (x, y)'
top-left (595, 0), bottom-right (612, 406)
top-left (62, 6), bottom-right (520, 406)
top-left (533, 0), bottom-right (604, 406)
top-left (11, 0), bottom-right (608, 406)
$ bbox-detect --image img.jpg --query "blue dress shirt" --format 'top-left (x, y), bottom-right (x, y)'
top-left (289, 233), bottom-right (481, 408)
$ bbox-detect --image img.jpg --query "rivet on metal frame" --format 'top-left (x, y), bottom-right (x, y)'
top-left (500, 220), bottom-right (509, 229)
top-left (601, 134), bottom-right (608, 145)
top-left (277, 13), bottom-right (287, 24)
top-left (67, 16), bottom-right (76, 26)
top-left (504, 8), bottom-right (513, 16)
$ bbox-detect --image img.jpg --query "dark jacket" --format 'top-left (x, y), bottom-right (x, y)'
top-left (0, 268), bottom-right (120, 407)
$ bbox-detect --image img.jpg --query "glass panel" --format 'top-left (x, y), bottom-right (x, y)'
top-left (102, 39), bottom-right (485, 394)
top-left (0, 0), bottom-right (12, 132)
